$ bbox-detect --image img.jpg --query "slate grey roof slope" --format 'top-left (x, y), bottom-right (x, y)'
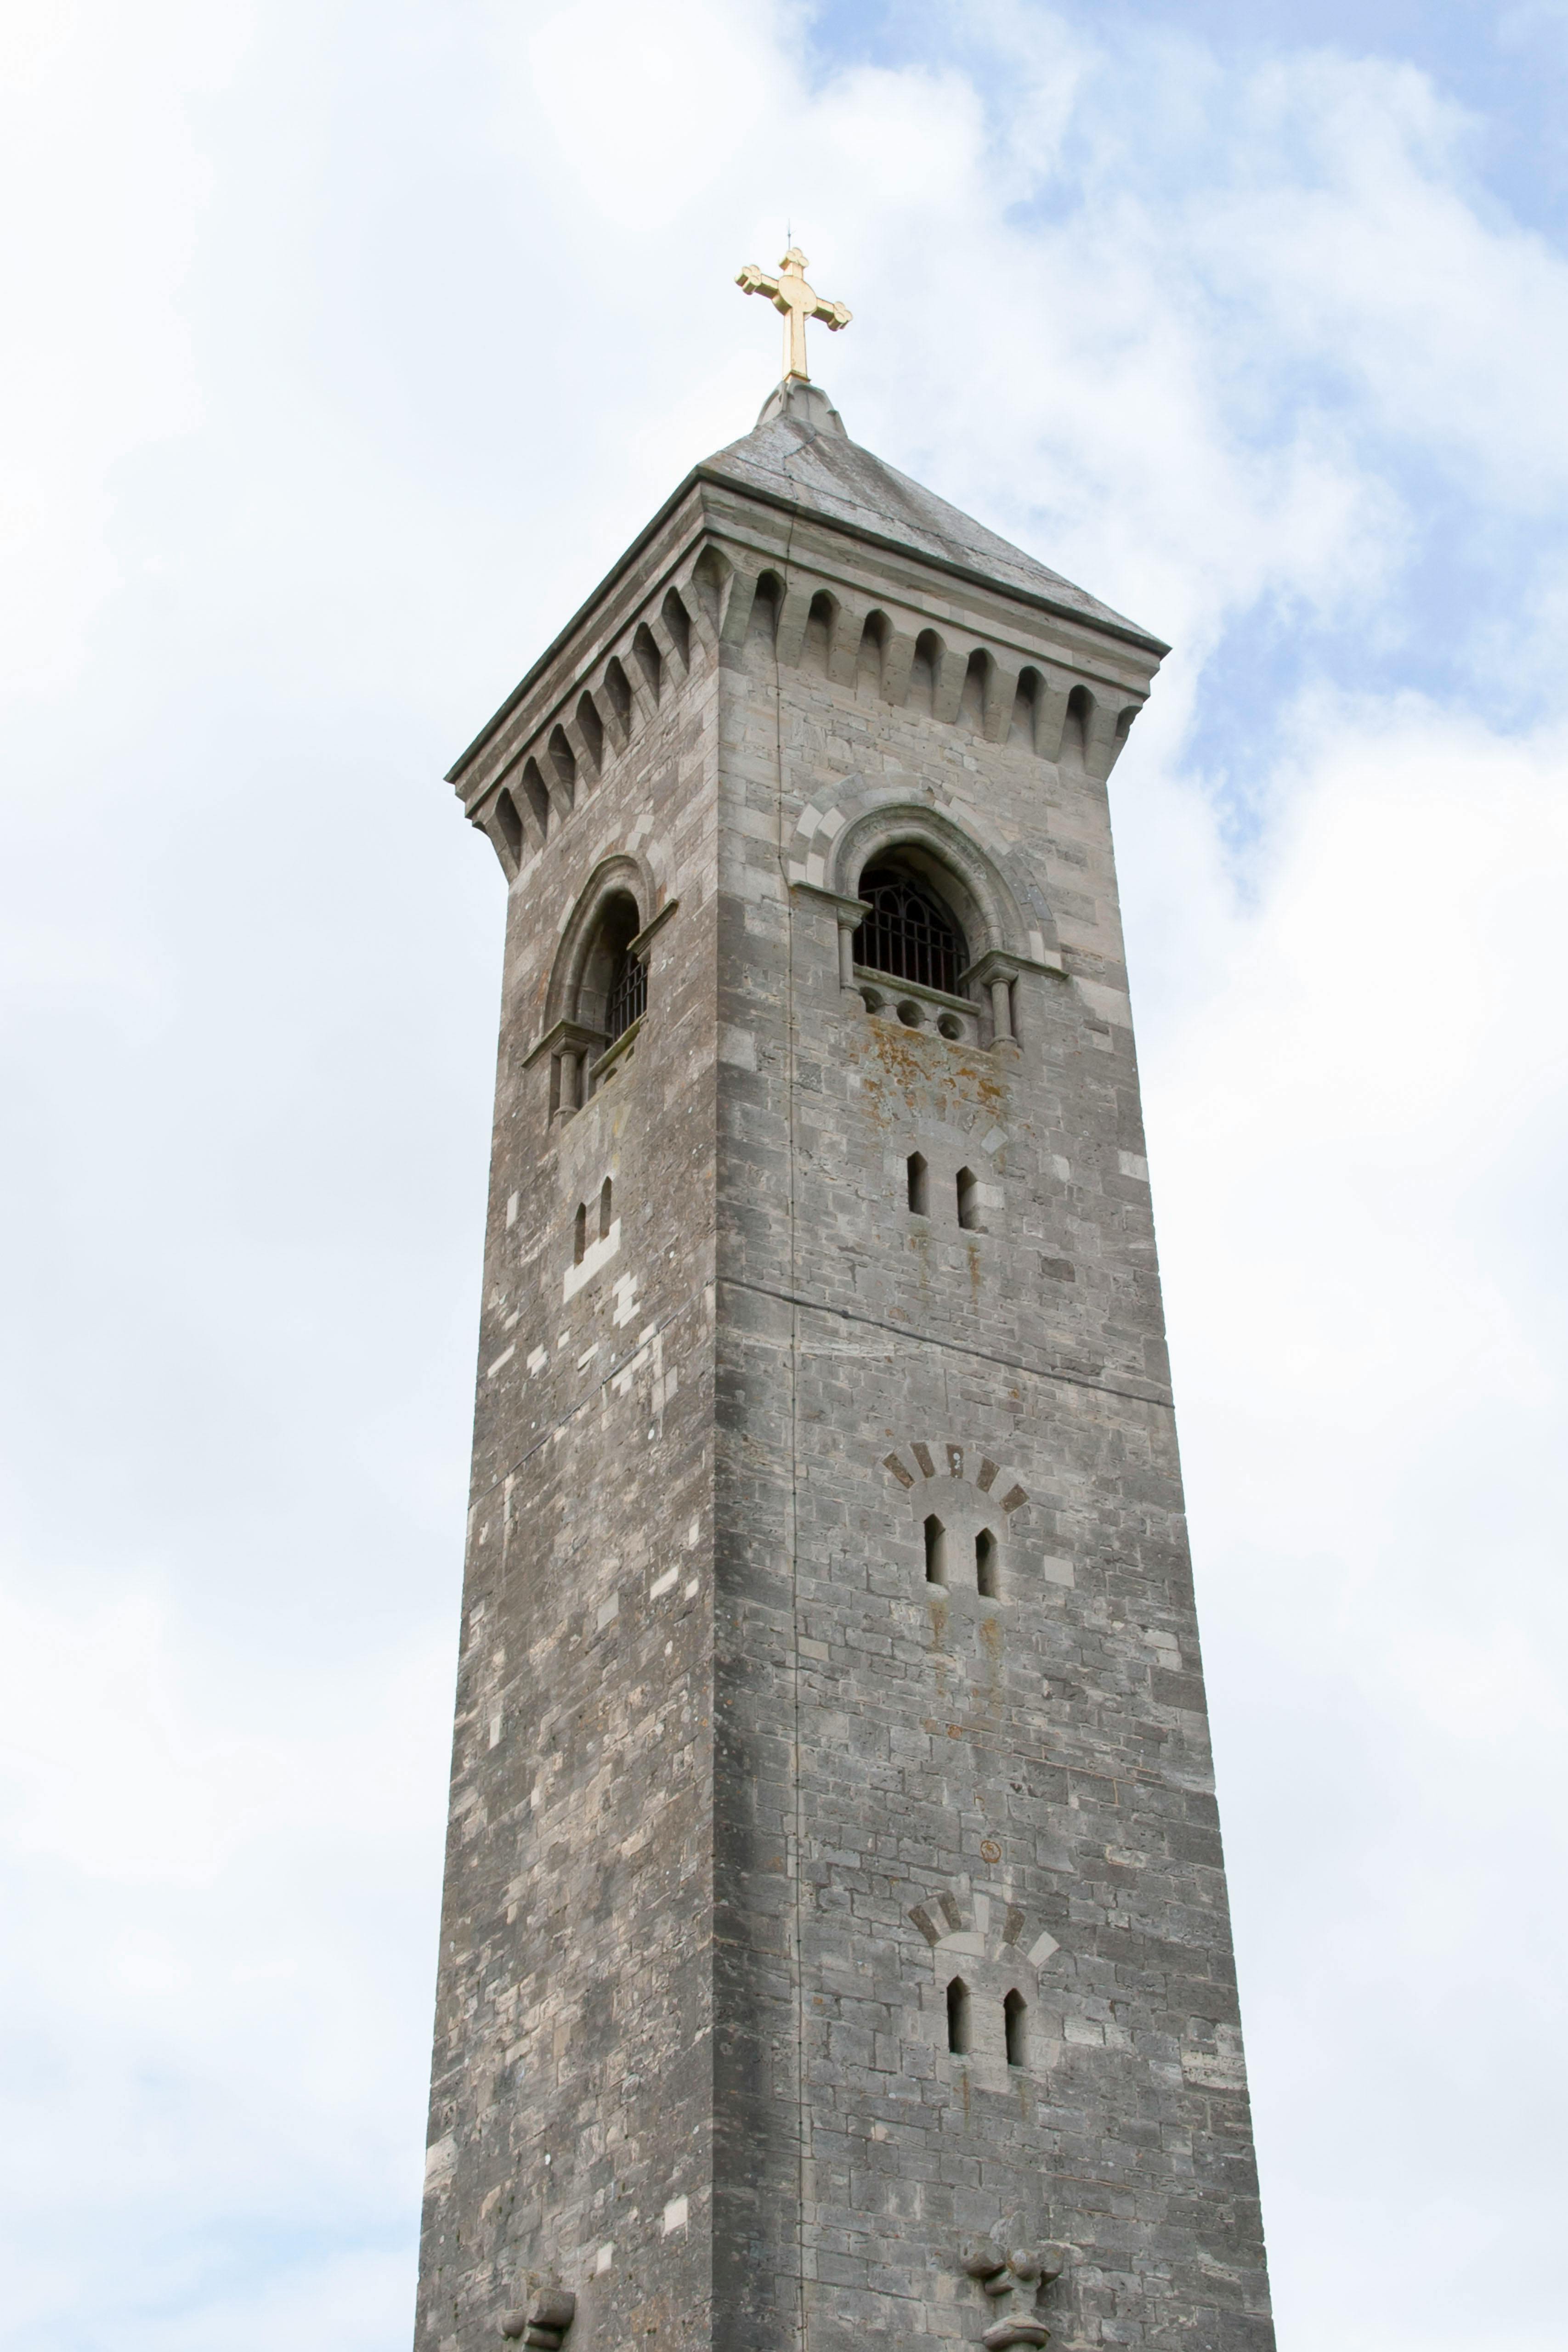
top-left (447, 382), bottom-right (1164, 782)
top-left (698, 381), bottom-right (1166, 653)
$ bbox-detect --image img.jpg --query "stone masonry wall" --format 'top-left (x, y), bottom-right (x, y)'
top-left (710, 554), bottom-right (1275, 2352)
top-left (414, 566), bottom-right (725, 2352)
top-left (416, 456), bottom-right (1275, 2352)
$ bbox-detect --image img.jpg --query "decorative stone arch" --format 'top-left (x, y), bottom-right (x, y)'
top-left (883, 1442), bottom-right (1061, 1605)
top-left (908, 1888), bottom-right (1059, 1974)
top-left (544, 851), bottom-right (656, 1033)
top-left (906, 1888), bottom-right (1061, 2089)
top-left (834, 804), bottom-right (1022, 973)
top-left (522, 847), bottom-right (676, 1119)
top-left (889, 1430), bottom-right (1034, 1599)
top-left (786, 773), bottom-right (1063, 971)
top-left (787, 774), bottom-right (1066, 1052)
top-left (880, 1442), bottom-right (1030, 1518)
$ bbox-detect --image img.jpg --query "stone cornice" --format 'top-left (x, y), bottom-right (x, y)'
top-left (447, 453), bottom-right (1168, 797)
top-left (790, 881), bottom-right (872, 923)
top-left (520, 1016), bottom-right (605, 1072)
top-left (962, 946), bottom-right (1065, 984)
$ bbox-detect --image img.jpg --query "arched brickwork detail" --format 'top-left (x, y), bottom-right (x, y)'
top-left (786, 772), bottom-right (1061, 969)
top-left (906, 1890), bottom-right (1060, 1973)
top-left (881, 1443), bottom-right (1030, 1518)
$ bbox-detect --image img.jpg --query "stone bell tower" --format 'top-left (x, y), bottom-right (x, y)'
top-left (414, 308), bottom-right (1275, 2352)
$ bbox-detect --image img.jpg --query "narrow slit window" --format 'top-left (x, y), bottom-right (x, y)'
top-left (923, 1516), bottom-right (947, 1587)
top-left (599, 1177), bottom-right (613, 1239)
top-left (907, 1152), bottom-right (928, 1215)
top-left (956, 1167), bottom-right (980, 1230)
top-left (975, 1528), bottom-right (999, 1599)
top-left (947, 1977), bottom-right (971, 2056)
top-left (573, 1203), bottom-right (587, 1265)
top-left (1004, 1989), bottom-right (1027, 2069)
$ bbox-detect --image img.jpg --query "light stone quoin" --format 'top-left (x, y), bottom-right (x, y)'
top-left (415, 371), bottom-right (1276, 2352)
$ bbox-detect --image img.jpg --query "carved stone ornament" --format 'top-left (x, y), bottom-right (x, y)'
top-left (499, 2287), bottom-right (577, 2346)
top-left (961, 2240), bottom-right (1067, 2348)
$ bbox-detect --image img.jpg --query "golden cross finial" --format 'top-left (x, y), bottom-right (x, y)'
top-left (736, 246), bottom-right (851, 384)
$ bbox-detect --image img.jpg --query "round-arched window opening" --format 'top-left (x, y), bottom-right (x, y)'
top-left (579, 891), bottom-right (646, 1044)
top-left (853, 865), bottom-right (967, 997)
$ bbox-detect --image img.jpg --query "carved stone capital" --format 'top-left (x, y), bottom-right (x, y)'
top-left (500, 2286), bottom-right (577, 2346)
top-left (521, 1017), bottom-right (605, 1073)
top-left (961, 947), bottom-right (1064, 987)
top-left (791, 881), bottom-right (872, 927)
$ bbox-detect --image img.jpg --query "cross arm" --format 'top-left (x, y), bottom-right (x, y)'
top-left (811, 297), bottom-right (852, 330)
top-left (736, 263), bottom-right (781, 300)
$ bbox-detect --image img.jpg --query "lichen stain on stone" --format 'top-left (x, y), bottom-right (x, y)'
top-left (855, 1020), bottom-right (1010, 1118)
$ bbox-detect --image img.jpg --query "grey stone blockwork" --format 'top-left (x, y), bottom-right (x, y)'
top-left (415, 395), bottom-right (1275, 2352)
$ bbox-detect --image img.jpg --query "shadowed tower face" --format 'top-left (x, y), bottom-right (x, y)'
top-left (415, 372), bottom-right (1275, 2352)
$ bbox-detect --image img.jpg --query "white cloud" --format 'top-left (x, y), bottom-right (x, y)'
top-left (1134, 699), bottom-right (1568, 2346)
top-left (0, 1), bottom-right (257, 692)
top-left (523, 0), bottom-right (774, 231)
top-left (0, 2), bottom-right (1564, 2348)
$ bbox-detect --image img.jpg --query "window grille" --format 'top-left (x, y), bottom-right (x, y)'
top-left (853, 868), bottom-right (964, 995)
top-left (605, 949), bottom-right (646, 1043)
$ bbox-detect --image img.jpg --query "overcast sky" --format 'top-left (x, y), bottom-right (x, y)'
top-left (2, 3), bottom-right (1565, 2348)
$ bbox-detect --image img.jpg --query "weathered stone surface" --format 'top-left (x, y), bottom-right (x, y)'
top-left (413, 386), bottom-right (1275, 2352)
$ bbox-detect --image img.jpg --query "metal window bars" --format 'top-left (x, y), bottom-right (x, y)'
top-left (852, 870), bottom-right (963, 996)
top-left (605, 950), bottom-right (647, 1043)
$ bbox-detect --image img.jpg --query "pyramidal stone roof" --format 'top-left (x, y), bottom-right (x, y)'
top-left (702, 379), bottom-right (1163, 650)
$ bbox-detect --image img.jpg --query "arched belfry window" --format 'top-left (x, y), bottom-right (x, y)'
top-left (853, 865), bottom-right (967, 996)
top-left (578, 890), bottom-right (646, 1044)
